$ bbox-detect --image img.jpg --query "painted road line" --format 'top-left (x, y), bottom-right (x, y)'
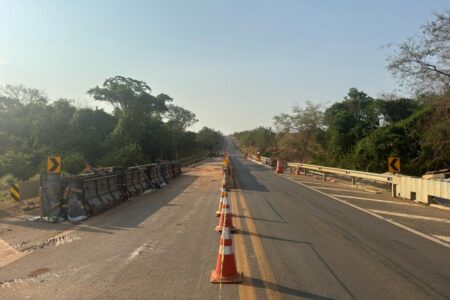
top-left (432, 235), bottom-right (450, 243)
top-left (235, 178), bottom-right (281, 300)
top-left (329, 194), bottom-right (417, 206)
top-left (280, 174), bottom-right (450, 249)
top-left (127, 243), bottom-right (149, 262)
top-left (369, 210), bottom-right (450, 224)
top-left (230, 191), bottom-right (255, 300)
top-left (304, 186), bottom-right (375, 194)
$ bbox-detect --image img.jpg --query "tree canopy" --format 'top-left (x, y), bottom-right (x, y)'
top-left (0, 77), bottom-right (222, 180)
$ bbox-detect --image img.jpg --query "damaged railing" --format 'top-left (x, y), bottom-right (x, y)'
top-left (41, 161), bottom-right (182, 222)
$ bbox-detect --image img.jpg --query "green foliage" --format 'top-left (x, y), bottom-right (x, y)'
top-left (273, 102), bottom-right (324, 161)
top-left (0, 151), bottom-right (34, 180)
top-left (235, 86), bottom-right (447, 176)
top-left (324, 88), bottom-right (379, 162)
top-left (0, 79), bottom-right (222, 179)
top-left (63, 152), bottom-right (86, 175)
top-left (100, 143), bottom-right (147, 167)
top-left (1, 174), bottom-right (18, 186)
top-left (197, 127), bottom-right (223, 152)
top-left (233, 127), bottom-right (275, 156)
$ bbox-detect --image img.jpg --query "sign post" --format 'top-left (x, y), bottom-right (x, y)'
top-left (42, 156), bottom-right (63, 220)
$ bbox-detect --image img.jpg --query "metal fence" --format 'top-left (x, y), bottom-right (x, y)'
top-left (250, 155), bottom-right (450, 205)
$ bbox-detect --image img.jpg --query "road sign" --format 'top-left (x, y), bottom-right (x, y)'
top-left (9, 184), bottom-right (20, 201)
top-left (47, 156), bottom-right (62, 173)
top-left (388, 157), bottom-right (400, 173)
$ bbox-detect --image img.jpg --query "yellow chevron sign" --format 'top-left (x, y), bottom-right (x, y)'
top-left (47, 156), bottom-right (62, 173)
top-left (388, 157), bottom-right (400, 173)
top-left (9, 184), bottom-right (20, 201)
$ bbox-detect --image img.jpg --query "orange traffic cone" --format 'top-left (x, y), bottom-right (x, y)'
top-left (210, 226), bottom-right (242, 283)
top-left (216, 191), bottom-right (228, 217)
top-left (215, 196), bottom-right (237, 232)
top-left (275, 159), bottom-right (284, 174)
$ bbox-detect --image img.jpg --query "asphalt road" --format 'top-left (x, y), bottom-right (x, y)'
top-left (226, 138), bottom-right (450, 300)
top-left (0, 138), bottom-right (449, 299)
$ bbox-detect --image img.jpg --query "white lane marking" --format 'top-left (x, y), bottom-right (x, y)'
top-left (329, 194), bottom-right (416, 206)
top-left (280, 175), bottom-right (450, 249)
top-left (433, 235), bottom-right (450, 243)
top-left (128, 243), bottom-right (148, 261)
top-left (369, 210), bottom-right (450, 224)
top-left (305, 186), bottom-right (374, 193)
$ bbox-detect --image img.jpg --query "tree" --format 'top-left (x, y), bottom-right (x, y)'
top-left (1, 84), bottom-right (48, 105)
top-left (377, 97), bottom-right (421, 124)
top-left (197, 127), bottom-right (223, 151)
top-left (324, 88), bottom-right (379, 166)
top-left (418, 89), bottom-right (450, 170)
top-left (274, 102), bottom-right (324, 162)
top-left (87, 76), bottom-right (171, 116)
top-left (166, 104), bottom-right (198, 130)
top-left (388, 11), bottom-right (450, 92)
top-left (165, 104), bottom-right (198, 159)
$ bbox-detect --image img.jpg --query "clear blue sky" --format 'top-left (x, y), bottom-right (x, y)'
top-left (0, 0), bottom-right (448, 134)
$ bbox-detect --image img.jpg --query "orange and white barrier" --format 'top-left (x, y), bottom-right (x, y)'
top-left (210, 227), bottom-right (242, 283)
top-left (215, 196), bottom-right (236, 232)
top-left (216, 190), bottom-right (229, 217)
top-left (275, 159), bottom-right (284, 174)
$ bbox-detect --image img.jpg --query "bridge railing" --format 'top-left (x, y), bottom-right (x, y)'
top-left (285, 162), bottom-right (450, 205)
top-left (179, 154), bottom-right (208, 167)
top-left (286, 162), bottom-right (393, 183)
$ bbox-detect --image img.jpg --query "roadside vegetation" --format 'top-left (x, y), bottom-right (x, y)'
top-left (234, 11), bottom-right (450, 176)
top-left (0, 76), bottom-right (222, 181)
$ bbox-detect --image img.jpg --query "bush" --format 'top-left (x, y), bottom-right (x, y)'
top-left (1, 174), bottom-right (18, 187)
top-left (100, 143), bottom-right (147, 167)
top-left (63, 152), bottom-right (86, 175)
top-left (0, 151), bottom-right (34, 180)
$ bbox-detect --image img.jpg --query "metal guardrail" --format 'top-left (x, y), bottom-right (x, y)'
top-left (248, 153), bottom-right (450, 205)
top-left (286, 162), bottom-right (393, 183)
top-left (179, 154), bottom-right (208, 167)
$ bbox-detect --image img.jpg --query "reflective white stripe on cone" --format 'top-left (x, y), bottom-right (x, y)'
top-left (216, 192), bottom-right (230, 217)
top-left (210, 227), bottom-right (242, 283)
top-left (215, 196), bottom-right (237, 233)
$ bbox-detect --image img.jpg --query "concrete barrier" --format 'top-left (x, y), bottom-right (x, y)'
top-left (394, 175), bottom-right (450, 204)
top-left (41, 160), bottom-right (185, 221)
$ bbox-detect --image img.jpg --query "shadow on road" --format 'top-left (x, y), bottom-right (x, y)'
top-left (236, 215), bottom-right (287, 224)
top-left (238, 229), bottom-right (311, 245)
top-left (231, 156), bottom-right (270, 193)
top-left (242, 275), bottom-right (334, 300)
top-left (0, 175), bottom-right (199, 237)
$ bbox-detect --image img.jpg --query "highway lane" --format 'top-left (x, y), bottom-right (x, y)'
top-left (0, 161), bottom-right (241, 300)
top-left (1, 140), bottom-right (449, 300)
top-left (227, 139), bottom-right (450, 300)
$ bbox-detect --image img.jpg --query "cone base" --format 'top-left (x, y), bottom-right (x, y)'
top-left (215, 225), bottom-right (237, 233)
top-left (210, 271), bottom-right (242, 283)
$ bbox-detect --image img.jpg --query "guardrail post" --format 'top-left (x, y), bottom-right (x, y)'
top-left (323, 172), bottom-right (327, 182)
top-left (392, 184), bottom-right (397, 198)
top-left (351, 177), bottom-right (356, 185)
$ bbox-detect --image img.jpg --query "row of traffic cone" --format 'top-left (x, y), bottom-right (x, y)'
top-left (210, 177), bottom-right (242, 283)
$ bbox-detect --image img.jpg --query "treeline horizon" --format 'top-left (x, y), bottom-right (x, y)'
top-left (234, 11), bottom-right (450, 176)
top-left (233, 87), bottom-right (449, 176)
top-left (0, 76), bottom-right (223, 181)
